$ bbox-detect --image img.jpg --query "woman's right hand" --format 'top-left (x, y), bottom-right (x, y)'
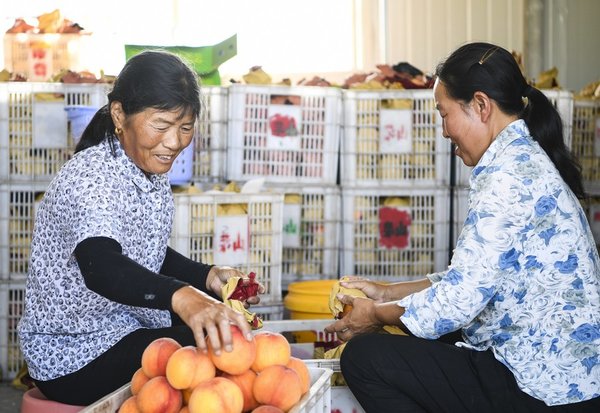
top-left (171, 286), bottom-right (252, 355)
top-left (339, 276), bottom-right (389, 302)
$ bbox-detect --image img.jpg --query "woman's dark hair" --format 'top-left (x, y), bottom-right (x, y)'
top-left (75, 50), bottom-right (201, 153)
top-left (435, 42), bottom-right (585, 199)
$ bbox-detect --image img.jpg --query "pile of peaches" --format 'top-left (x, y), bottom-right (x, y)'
top-left (119, 326), bottom-right (311, 413)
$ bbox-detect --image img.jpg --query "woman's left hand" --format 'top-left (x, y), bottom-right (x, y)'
top-left (206, 266), bottom-right (265, 306)
top-left (324, 294), bottom-right (381, 342)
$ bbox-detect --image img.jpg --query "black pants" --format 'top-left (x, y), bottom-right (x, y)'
top-left (340, 332), bottom-right (600, 413)
top-left (33, 324), bottom-right (195, 405)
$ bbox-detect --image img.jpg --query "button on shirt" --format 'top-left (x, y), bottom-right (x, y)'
top-left (399, 120), bottom-right (600, 405)
top-left (18, 137), bottom-right (174, 381)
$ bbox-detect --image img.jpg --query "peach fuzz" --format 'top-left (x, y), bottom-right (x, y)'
top-left (253, 365), bottom-right (302, 412)
top-left (251, 331), bottom-right (291, 372)
top-left (221, 369), bottom-right (260, 412)
top-left (136, 376), bottom-right (182, 413)
top-left (141, 337), bottom-right (182, 378)
top-left (208, 325), bottom-right (256, 375)
top-left (131, 368), bottom-right (150, 396)
top-left (188, 376), bottom-right (244, 413)
top-left (166, 345), bottom-right (216, 390)
top-left (118, 395), bottom-right (140, 413)
top-left (286, 357), bottom-right (310, 395)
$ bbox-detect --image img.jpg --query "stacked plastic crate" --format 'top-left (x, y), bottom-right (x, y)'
top-left (225, 84), bottom-right (343, 295)
top-left (572, 96), bottom-right (600, 250)
top-left (0, 81), bottom-right (110, 380)
top-left (452, 90), bottom-right (577, 249)
top-left (339, 89), bottom-right (452, 283)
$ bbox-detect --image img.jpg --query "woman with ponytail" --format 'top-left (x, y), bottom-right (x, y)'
top-left (326, 43), bottom-right (599, 412)
top-left (18, 51), bottom-right (263, 405)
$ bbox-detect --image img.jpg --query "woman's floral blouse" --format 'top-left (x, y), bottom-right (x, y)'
top-left (399, 120), bottom-right (600, 406)
top-left (18, 138), bottom-right (174, 381)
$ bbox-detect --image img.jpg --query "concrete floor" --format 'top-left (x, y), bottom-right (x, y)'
top-left (0, 382), bottom-right (23, 413)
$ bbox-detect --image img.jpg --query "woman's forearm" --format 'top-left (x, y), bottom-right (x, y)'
top-left (383, 278), bottom-right (432, 301)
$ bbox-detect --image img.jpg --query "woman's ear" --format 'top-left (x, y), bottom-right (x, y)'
top-left (110, 101), bottom-right (124, 128)
top-left (472, 91), bottom-right (492, 122)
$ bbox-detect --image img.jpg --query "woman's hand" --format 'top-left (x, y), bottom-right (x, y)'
top-left (339, 276), bottom-right (389, 302)
top-left (324, 294), bottom-right (381, 342)
top-left (206, 266), bottom-right (265, 306)
top-left (171, 286), bottom-right (253, 355)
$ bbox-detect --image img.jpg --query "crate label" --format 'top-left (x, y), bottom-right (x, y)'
top-left (267, 104), bottom-right (301, 150)
top-left (33, 98), bottom-right (68, 148)
top-left (282, 203), bottom-right (302, 248)
top-left (591, 205), bottom-right (600, 243)
top-left (379, 206), bottom-right (412, 249)
top-left (379, 109), bottom-right (412, 154)
top-left (213, 215), bottom-right (249, 266)
top-left (28, 41), bottom-right (53, 81)
top-left (595, 117), bottom-right (600, 157)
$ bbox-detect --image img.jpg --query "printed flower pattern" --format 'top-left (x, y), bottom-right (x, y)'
top-left (18, 138), bottom-right (174, 381)
top-left (399, 120), bottom-right (600, 405)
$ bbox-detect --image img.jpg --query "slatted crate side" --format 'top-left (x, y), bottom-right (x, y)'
top-left (0, 280), bottom-right (26, 381)
top-left (572, 98), bottom-right (600, 194)
top-left (266, 185), bottom-right (341, 289)
top-left (0, 82), bottom-right (110, 181)
top-left (0, 182), bottom-right (49, 281)
top-left (192, 86), bottom-right (228, 183)
top-left (341, 89), bottom-right (450, 188)
top-left (226, 84), bottom-right (341, 185)
top-left (455, 89), bottom-right (575, 188)
top-left (170, 192), bottom-right (284, 304)
top-left (340, 187), bottom-right (450, 282)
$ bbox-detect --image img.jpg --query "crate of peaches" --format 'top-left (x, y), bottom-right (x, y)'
top-left (81, 326), bottom-right (333, 413)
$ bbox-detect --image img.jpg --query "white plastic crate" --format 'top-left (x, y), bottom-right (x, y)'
top-left (81, 366), bottom-right (333, 413)
top-left (0, 81), bottom-right (110, 181)
top-left (226, 84), bottom-right (341, 185)
top-left (0, 182), bottom-right (48, 281)
top-left (0, 280), bottom-right (26, 381)
top-left (266, 184), bottom-right (341, 289)
top-left (340, 187), bottom-right (451, 282)
top-left (341, 89), bottom-right (450, 187)
top-left (252, 302), bottom-right (285, 322)
top-left (305, 359), bottom-right (365, 413)
top-left (455, 89), bottom-right (574, 188)
top-left (170, 191), bottom-right (284, 304)
top-left (192, 86), bottom-right (228, 183)
top-left (572, 98), bottom-right (600, 194)
top-left (585, 194), bottom-right (600, 251)
top-left (4, 33), bottom-right (93, 81)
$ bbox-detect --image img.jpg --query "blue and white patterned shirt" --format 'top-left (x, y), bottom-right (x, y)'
top-left (399, 120), bottom-right (600, 406)
top-left (18, 137), bottom-right (174, 381)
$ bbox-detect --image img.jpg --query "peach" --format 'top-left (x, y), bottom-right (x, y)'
top-left (179, 408), bottom-right (189, 413)
top-left (251, 406), bottom-right (285, 413)
top-left (208, 325), bottom-right (256, 375)
top-left (166, 346), bottom-right (216, 390)
top-left (188, 376), bottom-right (244, 413)
top-left (119, 395), bottom-right (140, 413)
top-left (221, 369), bottom-right (259, 412)
top-left (141, 337), bottom-right (182, 378)
top-left (131, 367), bottom-right (150, 396)
top-left (182, 388), bottom-right (193, 405)
top-left (136, 376), bottom-right (182, 413)
top-left (251, 332), bottom-right (291, 372)
top-left (253, 365), bottom-right (302, 412)
top-left (286, 357), bottom-right (310, 394)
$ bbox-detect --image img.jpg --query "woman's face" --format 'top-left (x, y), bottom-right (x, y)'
top-left (114, 104), bottom-right (196, 175)
top-left (433, 79), bottom-right (489, 167)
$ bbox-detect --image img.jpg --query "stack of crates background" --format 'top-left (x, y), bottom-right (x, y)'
top-left (224, 84), bottom-right (343, 296)
top-left (0, 81), bottom-right (110, 381)
top-left (572, 96), bottom-right (600, 250)
top-left (340, 89), bottom-right (452, 283)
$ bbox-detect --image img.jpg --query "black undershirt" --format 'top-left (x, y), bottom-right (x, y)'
top-left (73, 236), bottom-right (218, 312)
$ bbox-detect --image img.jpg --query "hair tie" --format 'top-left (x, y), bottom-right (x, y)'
top-left (522, 84), bottom-right (534, 97)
